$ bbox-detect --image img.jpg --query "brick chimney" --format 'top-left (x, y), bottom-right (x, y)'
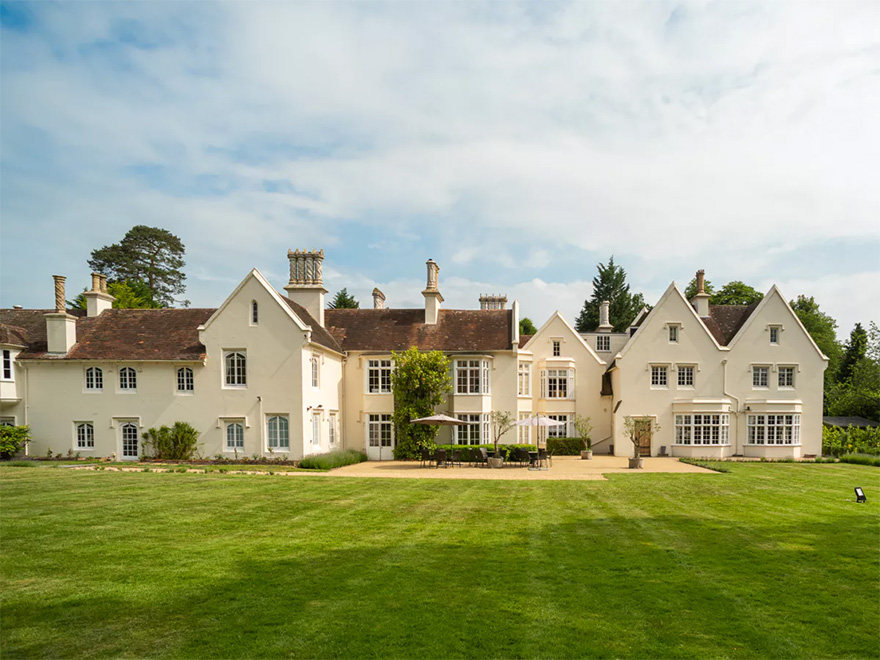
top-left (479, 294), bottom-right (507, 310)
top-left (690, 269), bottom-right (710, 317)
top-left (597, 300), bottom-right (613, 332)
top-left (284, 249), bottom-right (327, 326)
top-left (45, 275), bottom-right (76, 353)
top-left (372, 288), bottom-right (386, 310)
top-left (83, 272), bottom-right (115, 317)
top-left (422, 259), bottom-right (443, 325)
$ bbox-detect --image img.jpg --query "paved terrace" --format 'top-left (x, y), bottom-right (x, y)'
top-left (330, 455), bottom-right (717, 480)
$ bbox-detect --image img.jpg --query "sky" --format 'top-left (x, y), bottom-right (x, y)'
top-left (1, 0), bottom-right (878, 339)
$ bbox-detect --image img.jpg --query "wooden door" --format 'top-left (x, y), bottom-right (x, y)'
top-left (635, 419), bottom-right (652, 457)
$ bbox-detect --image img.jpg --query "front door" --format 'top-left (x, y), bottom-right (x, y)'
top-left (121, 423), bottom-right (139, 460)
top-left (366, 414), bottom-right (394, 460)
top-left (635, 419), bottom-right (652, 457)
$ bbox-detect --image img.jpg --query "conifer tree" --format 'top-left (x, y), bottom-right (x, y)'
top-left (575, 257), bottom-right (646, 332)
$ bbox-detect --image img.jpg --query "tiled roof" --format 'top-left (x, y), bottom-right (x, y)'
top-left (519, 334), bottom-right (533, 349)
top-left (325, 308), bottom-right (513, 352)
top-left (702, 303), bottom-right (759, 346)
top-left (0, 323), bottom-right (30, 347)
top-left (3, 308), bottom-right (214, 361)
top-left (280, 298), bottom-right (343, 353)
top-left (0, 309), bottom-right (86, 354)
top-left (823, 416), bottom-right (880, 428)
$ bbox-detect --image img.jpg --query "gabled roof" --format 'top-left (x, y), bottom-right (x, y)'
top-left (280, 298), bottom-right (342, 353)
top-left (703, 303), bottom-right (759, 346)
top-left (519, 334), bottom-right (533, 349)
top-left (521, 311), bottom-right (606, 365)
top-left (324, 308), bottom-right (513, 352)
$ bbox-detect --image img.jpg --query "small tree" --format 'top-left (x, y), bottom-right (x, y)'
top-left (519, 317), bottom-right (537, 335)
top-left (490, 411), bottom-right (515, 456)
top-left (141, 422), bottom-right (201, 460)
top-left (622, 416), bottom-right (659, 459)
top-left (573, 415), bottom-right (594, 451)
top-left (710, 281), bottom-right (763, 306)
top-left (0, 425), bottom-right (30, 460)
top-left (328, 288), bottom-right (360, 309)
top-left (390, 347), bottom-right (452, 459)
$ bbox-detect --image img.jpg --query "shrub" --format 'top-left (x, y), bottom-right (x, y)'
top-left (0, 425), bottom-right (30, 460)
top-left (839, 453), bottom-right (880, 467)
top-left (434, 444), bottom-right (537, 462)
top-left (299, 449), bottom-right (367, 470)
top-left (142, 422), bottom-right (201, 460)
top-left (822, 425), bottom-right (880, 457)
top-left (546, 438), bottom-right (584, 455)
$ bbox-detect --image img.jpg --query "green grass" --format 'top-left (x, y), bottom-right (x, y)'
top-left (1, 463), bottom-right (878, 659)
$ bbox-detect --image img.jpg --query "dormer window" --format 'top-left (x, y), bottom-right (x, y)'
top-left (668, 325), bottom-right (679, 343)
top-left (251, 301), bottom-right (259, 326)
top-left (596, 335), bottom-right (611, 352)
top-left (552, 340), bottom-right (561, 357)
top-left (769, 326), bottom-right (780, 345)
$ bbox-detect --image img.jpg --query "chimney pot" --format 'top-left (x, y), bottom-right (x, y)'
top-left (696, 269), bottom-right (706, 295)
top-left (52, 275), bottom-right (66, 312)
top-left (13, 305), bottom-right (22, 310)
top-left (90, 273), bottom-right (102, 292)
top-left (372, 288), bottom-right (386, 310)
top-left (598, 300), bottom-right (613, 332)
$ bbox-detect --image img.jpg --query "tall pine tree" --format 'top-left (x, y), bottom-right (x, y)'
top-left (575, 257), bottom-right (646, 332)
top-left (839, 323), bottom-right (868, 384)
top-left (327, 288), bottom-right (359, 309)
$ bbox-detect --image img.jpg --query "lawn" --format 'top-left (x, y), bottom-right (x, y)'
top-left (1, 463), bottom-right (878, 659)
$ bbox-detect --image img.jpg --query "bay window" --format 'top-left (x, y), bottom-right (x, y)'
top-left (674, 414), bottom-right (730, 445)
top-left (455, 360), bottom-right (490, 395)
top-left (748, 414), bottom-right (800, 445)
top-left (541, 369), bottom-right (574, 399)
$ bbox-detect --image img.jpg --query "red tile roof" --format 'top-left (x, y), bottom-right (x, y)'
top-left (325, 308), bottom-right (514, 352)
top-left (703, 304), bottom-right (759, 346)
top-left (0, 323), bottom-right (30, 347)
top-left (280, 297), bottom-right (343, 353)
top-left (518, 334), bottom-right (533, 349)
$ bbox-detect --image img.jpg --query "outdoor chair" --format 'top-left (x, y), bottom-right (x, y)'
top-left (538, 448), bottom-right (551, 468)
top-left (516, 447), bottom-right (532, 468)
top-left (474, 447), bottom-right (489, 467)
top-left (420, 447), bottom-right (432, 468)
top-left (435, 449), bottom-right (448, 468)
top-left (451, 449), bottom-right (463, 467)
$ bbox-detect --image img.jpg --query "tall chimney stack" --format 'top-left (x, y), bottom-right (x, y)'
top-left (83, 272), bottom-right (115, 317)
top-left (422, 259), bottom-right (443, 325)
top-left (372, 288), bottom-right (386, 310)
top-left (691, 269), bottom-right (710, 317)
top-left (597, 300), bottom-right (613, 332)
top-left (479, 294), bottom-right (507, 310)
top-left (45, 275), bottom-right (77, 353)
top-left (284, 249), bottom-right (327, 326)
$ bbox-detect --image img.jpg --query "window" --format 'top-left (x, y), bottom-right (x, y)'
top-left (368, 414), bottom-right (393, 449)
top-left (752, 366), bottom-right (769, 388)
top-left (119, 367), bottom-right (137, 391)
top-left (596, 335), bottom-right (611, 352)
top-left (225, 352), bottom-right (247, 387)
top-left (456, 413), bottom-right (489, 445)
top-left (0, 417), bottom-right (15, 427)
top-left (311, 413), bottom-right (321, 447)
top-left (328, 413), bottom-right (337, 445)
top-left (674, 414), bottom-right (730, 445)
top-left (748, 414), bottom-right (800, 445)
top-left (251, 300), bottom-right (259, 325)
top-left (769, 326), bottom-right (779, 344)
top-left (455, 360), bottom-right (490, 395)
top-left (226, 422), bottom-right (244, 451)
top-left (541, 369), bottom-right (574, 399)
top-left (517, 362), bottom-right (531, 396)
top-left (651, 366), bottom-right (668, 387)
top-left (311, 354), bottom-right (320, 389)
top-left (76, 422), bottom-right (95, 449)
top-left (778, 366), bottom-right (795, 388)
top-left (669, 325), bottom-right (679, 343)
top-left (85, 367), bottom-right (103, 391)
top-left (552, 340), bottom-right (561, 357)
top-left (547, 414), bottom-right (570, 438)
top-left (2, 350), bottom-right (12, 380)
top-left (518, 413), bottom-right (531, 444)
top-left (368, 359), bottom-right (392, 394)
top-left (677, 366), bottom-right (694, 387)
top-left (177, 367), bottom-right (194, 392)
top-left (267, 415), bottom-right (290, 450)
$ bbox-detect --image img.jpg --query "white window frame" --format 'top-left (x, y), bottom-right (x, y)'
top-left (668, 324), bottom-right (679, 344)
top-left (769, 325), bottom-right (780, 345)
top-left (650, 365), bottom-right (668, 388)
top-left (677, 365), bottom-right (695, 388)
top-left (455, 413), bottom-right (488, 445)
top-left (674, 414), bottom-right (730, 446)
top-left (552, 340), bottom-right (561, 357)
top-left (518, 412), bottom-right (532, 444)
top-left (267, 415), bottom-right (290, 450)
top-left (517, 362), bottom-right (531, 397)
top-left (85, 366), bottom-right (103, 392)
top-left (0, 417), bottom-right (16, 427)
top-left (225, 421), bottom-right (245, 452)
top-left (547, 414), bottom-right (570, 438)
top-left (75, 422), bottom-right (95, 450)
top-left (778, 365), bottom-right (796, 389)
top-left (224, 351), bottom-right (247, 388)
top-left (311, 353), bottom-right (320, 390)
top-left (119, 366), bottom-right (137, 391)
top-left (752, 365), bottom-right (770, 389)
top-left (328, 413), bottom-right (337, 445)
top-left (747, 414), bottom-right (801, 445)
top-left (311, 412), bottom-right (321, 448)
top-left (251, 300), bottom-right (259, 326)
top-left (2, 349), bottom-right (13, 381)
top-left (367, 359), bottom-right (393, 394)
top-left (596, 335), bottom-right (611, 352)
top-left (367, 414), bottom-right (393, 449)
top-left (177, 367), bottom-right (194, 393)
top-left (541, 369), bottom-right (574, 399)
top-left (455, 359), bottom-right (490, 395)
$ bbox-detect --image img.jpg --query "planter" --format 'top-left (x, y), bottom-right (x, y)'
top-left (581, 450), bottom-right (593, 460)
top-left (488, 457), bottom-right (504, 469)
top-left (628, 457), bottom-right (644, 469)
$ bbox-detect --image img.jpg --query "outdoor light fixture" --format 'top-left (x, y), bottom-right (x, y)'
top-left (855, 487), bottom-right (867, 503)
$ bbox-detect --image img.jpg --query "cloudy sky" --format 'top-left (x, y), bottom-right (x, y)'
top-left (1, 1), bottom-right (878, 338)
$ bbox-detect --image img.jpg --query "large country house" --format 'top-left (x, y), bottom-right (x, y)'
top-left (0, 250), bottom-right (827, 460)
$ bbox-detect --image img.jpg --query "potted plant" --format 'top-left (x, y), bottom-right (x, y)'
top-left (488, 411), bottom-right (514, 468)
top-left (622, 416), bottom-right (658, 469)
top-left (574, 415), bottom-right (594, 460)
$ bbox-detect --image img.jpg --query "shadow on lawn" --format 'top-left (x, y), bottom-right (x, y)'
top-left (3, 512), bottom-right (878, 659)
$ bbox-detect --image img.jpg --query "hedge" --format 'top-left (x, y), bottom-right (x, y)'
top-left (546, 437), bottom-right (585, 455)
top-left (839, 453), bottom-right (880, 467)
top-left (822, 425), bottom-right (880, 457)
top-left (0, 425), bottom-right (30, 460)
top-left (299, 449), bottom-right (368, 470)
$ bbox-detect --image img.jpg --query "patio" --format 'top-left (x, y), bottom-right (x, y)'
top-left (330, 455), bottom-right (718, 480)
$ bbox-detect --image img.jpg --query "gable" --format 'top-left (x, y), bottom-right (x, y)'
top-left (524, 312), bottom-right (605, 364)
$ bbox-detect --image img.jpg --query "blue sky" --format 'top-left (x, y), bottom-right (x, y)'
top-left (1, 1), bottom-right (878, 338)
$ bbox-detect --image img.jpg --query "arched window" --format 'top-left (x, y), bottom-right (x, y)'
top-left (121, 422), bottom-right (139, 459)
top-left (119, 367), bottom-right (137, 390)
top-left (177, 367), bottom-right (194, 392)
top-left (251, 300), bottom-right (259, 325)
top-left (85, 367), bottom-right (103, 391)
top-left (226, 423), bottom-right (244, 451)
top-left (76, 422), bottom-right (94, 449)
top-left (224, 352), bottom-right (247, 386)
top-left (267, 415), bottom-right (289, 450)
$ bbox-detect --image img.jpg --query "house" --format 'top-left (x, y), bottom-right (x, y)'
top-left (0, 254), bottom-right (826, 460)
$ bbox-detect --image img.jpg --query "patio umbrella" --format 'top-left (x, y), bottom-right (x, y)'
top-left (513, 414), bottom-right (565, 449)
top-left (410, 414), bottom-right (470, 426)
